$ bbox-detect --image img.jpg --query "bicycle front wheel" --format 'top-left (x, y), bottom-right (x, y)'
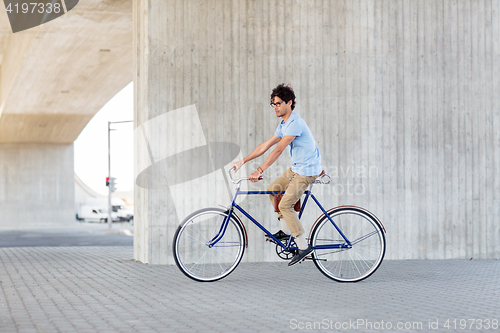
top-left (173, 208), bottom-right (245, 282)
top-left (311, 207), bottom-right (385, 282)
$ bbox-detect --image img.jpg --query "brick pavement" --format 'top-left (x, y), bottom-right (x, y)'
top-left (0, 246), bottom-right (499, 333)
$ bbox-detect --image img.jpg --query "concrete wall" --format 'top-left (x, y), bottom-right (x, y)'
top-left (134, 0), bottom-right (500, 263)
top-left (0, 144), bottom-right (75, 229)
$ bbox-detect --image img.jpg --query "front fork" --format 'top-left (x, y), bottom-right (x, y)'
top-left (207, 208), bottom-right (234, 247)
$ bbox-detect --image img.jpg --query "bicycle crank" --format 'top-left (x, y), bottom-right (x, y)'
top-left (275, 241), bottom-right (298, 260)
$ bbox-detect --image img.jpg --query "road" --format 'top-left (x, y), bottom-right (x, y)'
top-left (0, 222), bottom-right (133, 247)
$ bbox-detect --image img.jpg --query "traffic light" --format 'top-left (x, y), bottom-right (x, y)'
top-left (109, 177), bottom-right (117, 192)
top-left (106, 177), bottom-right (110, 187)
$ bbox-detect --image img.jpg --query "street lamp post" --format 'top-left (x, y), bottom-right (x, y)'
top-left (108, 120), bottom-right (133, 229)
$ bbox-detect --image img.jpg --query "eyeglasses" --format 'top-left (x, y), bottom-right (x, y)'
top-left (270, 101), bottom-right (285, 108)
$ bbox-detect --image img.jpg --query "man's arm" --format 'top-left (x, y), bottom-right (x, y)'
top-left (232, 135), bottom-right (281, 172)
top-left (248, 135), bottom-right (295, 182)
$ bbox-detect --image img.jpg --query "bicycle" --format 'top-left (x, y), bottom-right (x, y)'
top-left (173, 167), bottom-right (386, 282)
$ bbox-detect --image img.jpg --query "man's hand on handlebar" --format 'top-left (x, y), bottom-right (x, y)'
top-left (248, 170), bottom-right (262, 182)
top-left (228, 166), bottom-right (262, 184)
top-left (231, 160), bottom-right (245, 172)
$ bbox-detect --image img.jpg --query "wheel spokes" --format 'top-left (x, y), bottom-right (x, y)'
top-left (312, 209), bottom-right (385, 282)
top-left (174, 210), bottom-right (245, 281)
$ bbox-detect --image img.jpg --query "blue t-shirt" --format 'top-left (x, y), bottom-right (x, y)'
top-left (274, 112), bottom-right (322, 176)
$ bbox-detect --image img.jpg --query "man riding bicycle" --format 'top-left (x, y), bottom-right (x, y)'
top-left (232, 84), bottom-right (322, 266)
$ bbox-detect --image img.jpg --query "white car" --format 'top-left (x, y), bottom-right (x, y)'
top-left (115, 205), bottom-right (134, 222)
top-left (78, 206), bottom-right (120, 223)
top-left (78, 198), bottom-right (133, 223)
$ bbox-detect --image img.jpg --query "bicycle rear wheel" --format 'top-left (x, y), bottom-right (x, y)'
top-left (311, 207), bottom-right (385, 282)
top-left (173, 208), bottom-right (245, 282)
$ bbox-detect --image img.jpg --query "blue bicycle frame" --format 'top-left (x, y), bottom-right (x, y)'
top-left (208, 188), bottom-right (352, 251)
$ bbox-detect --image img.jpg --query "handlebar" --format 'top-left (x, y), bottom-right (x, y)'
top-left (228, 167), bottom-right (263, 184)
top-left (229, 166), bottom-right (331, 185)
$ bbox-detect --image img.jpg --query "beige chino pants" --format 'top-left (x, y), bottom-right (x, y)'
top-left (267, 167), bottom-right (320, 237)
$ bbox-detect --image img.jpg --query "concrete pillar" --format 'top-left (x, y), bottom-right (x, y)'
top-left (0, 144), bottom-right (75, 229)
top-left (134, 0), bottom-right (500, 263)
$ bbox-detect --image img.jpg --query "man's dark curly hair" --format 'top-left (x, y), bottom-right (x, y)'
top-left (271, 84), bottom-right (296, 110)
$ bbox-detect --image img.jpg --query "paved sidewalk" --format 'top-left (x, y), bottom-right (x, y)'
top-left (0, 247), bottom-right (499, 333)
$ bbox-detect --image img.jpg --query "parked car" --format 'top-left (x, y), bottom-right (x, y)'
top-left (113, 203), bottom-right (134, 222)
top-left (78, 198), bottom-right (133, 223)
top-left (78, 206), bottom-right (120, 223)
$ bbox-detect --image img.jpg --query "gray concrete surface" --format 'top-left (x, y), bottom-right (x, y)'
top-left (0, 245), bottom-right (498, 332)
top-left (134, 0), bottom-right (500, 265)
top-left (0, 144), bottom-right (75, 229)
top-left (0, 0), bottom-right (132, 143)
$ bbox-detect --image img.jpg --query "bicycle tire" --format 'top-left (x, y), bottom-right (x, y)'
top-left (173, 208), bottom-right (245, 282)
top-left (310, 207), bottom-right (385, 282)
